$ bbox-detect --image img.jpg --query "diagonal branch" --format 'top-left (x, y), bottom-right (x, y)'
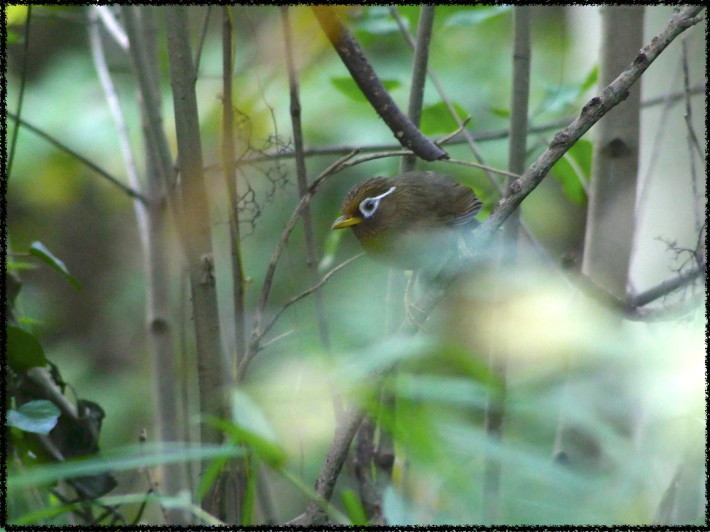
top-left (311, 6), bottom-right (447, 162)
top-left (283, 6), bottom-right (705, 526)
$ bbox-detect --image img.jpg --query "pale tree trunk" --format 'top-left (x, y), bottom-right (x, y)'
top-left (555, 6), bottom-right (645, 470)
top-left (582, 6), bottom-right (644, 295)
top-left (122, 7), bottom-right (191, 524)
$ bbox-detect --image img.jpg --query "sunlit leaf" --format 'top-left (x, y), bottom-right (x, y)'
top-left (7, 400), bottom-right (61, 435)
top-left (7, 5), bottom-right (29, 26)
top-left (29, 241), bottom-right (81, 291)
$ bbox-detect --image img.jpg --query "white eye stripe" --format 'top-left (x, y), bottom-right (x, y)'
top-left (358, 186), bottom-right (396, 218)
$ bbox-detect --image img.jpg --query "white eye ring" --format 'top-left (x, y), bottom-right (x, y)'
top-left (358, 186), bottom-right (396, 219)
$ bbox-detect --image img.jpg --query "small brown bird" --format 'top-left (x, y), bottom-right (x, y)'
top-left (331, 171), bottom-right (483, 271)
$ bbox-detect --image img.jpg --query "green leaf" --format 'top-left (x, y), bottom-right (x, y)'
top-left (29, 241), bottom-right (81, 291)
top-left (581, 66), bottom-right (599, 92)
top-left (419, 101), bottom-right (470, 136)
top-left (443, 6), bottom-right (512, 27)
top-left (8, 400), bottom-right (61, 434)
top-left (9, 442), bottom-right (244, 491)
top-left (7, 326), bottom-right (48, 372)
top-left (331, 77), bottom-right (401, 103)
top-left (490, 107), bottom-right (510, 118)
top-left (341, 489), bottom-right (368, 525)
top-left (551, 139), bottom-right (591, 204)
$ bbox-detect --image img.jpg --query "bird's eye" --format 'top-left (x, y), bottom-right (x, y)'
top-left (358, 186), bottom-right (396, 219)
top-left (360, 198), bottom-right (377, 216)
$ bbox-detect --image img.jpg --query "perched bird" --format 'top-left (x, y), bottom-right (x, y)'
top-left (331, 171), bottom-right (483, 272)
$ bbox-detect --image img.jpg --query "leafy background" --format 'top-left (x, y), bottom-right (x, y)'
top-left (6, 5), bottom-right (705, 525)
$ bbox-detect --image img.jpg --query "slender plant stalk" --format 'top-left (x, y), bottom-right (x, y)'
top-left (482, 6), bottom-right (530, 525)
top-left (283, 5), bottom-right (704, 527)
top-left (221, 8), bottom-right (248, 369)
top-left (280, 7), bottom-right (340, 419)
top-left (118, 7), bottom-right (190, 524)
top-left (164, 7), bottom-right (236, 520)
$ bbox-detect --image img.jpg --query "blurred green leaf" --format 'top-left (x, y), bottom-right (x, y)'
top-left (7, 5), bottom-right (29, 26)
top-left (420, 101), bottom-right (470, 136)
top-left (206, 391), bottom-right (287, 470)
top-left (490, 107), bottom-right (510, 118)
top-left (395, 374), bottom-right (488, 409)
top-left (9, 442), bottom-right (244, 491)
top-left (539, 67), bottom-right (599, 115)
top-left (581, 66), bottom-right (599, 92)
top-left (336, 335), bottom-right (437, 385)
top-left (29, 241), bottom-right (81, 291)
top-left (331, 77), bottom-right (401, 103)
top-left (551, 139), bottom-right (591, 204)
top-left (354, 6), bottom-right (404, 37)
top-left (443, 6), bottom-right (512, 27)
top-left (7, 400), bottom-right (61, 435)
top-left (341, 489), bottom-right (368, 525)
top-left (7, 325), bottom-right (47, 372)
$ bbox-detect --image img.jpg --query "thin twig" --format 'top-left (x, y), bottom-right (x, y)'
top-left (240, 84), bottom-right (704, 166)
top-left (401, 5), bottom-right (436, 173)
top-left (312, 6), bottom-right (447, 161)
top-left (88, 7), bottom-right (148, 251)
top-left (247, 150), bottom-right (360, 366)
top-left (7, 111), bottom-right (149, 203)
top-left (389, 5), bottom-right (555, 273)
top-left (221, 7), bottom-right (248, 363)
top-left (629, 261), bottom-right (705, 308)
top-left (93, 6), bottom-right (128, 49)
top-left (7, 5), bottom-right (32, 181)
top-left (283, 9), bottom-right (705, 525)
top-left (680, 37), bottom-right (704, 234)
top-left (247, 254), bottom-right (363, 367)
top-left (280, 7), bottom-right (335, 398)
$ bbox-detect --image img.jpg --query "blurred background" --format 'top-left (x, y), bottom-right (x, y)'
top-left (6, 5), bottom-right (705, 525)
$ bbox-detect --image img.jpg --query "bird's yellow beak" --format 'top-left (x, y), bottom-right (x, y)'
top-left (331, 215), bottom-right (362, 230)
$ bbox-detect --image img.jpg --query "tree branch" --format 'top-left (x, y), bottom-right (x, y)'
top-left (283, 8), bottom-right (705, 525)
top-left (311, 6), bottom-right (447, 162)
top-left (472, 6), bottom-right (705, 250)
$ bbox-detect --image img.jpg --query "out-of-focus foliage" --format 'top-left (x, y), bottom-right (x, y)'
top-left (6, 5), bottom-right (705, 526)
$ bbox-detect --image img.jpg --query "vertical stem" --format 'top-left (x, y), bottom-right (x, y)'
top-left (482, 5), bottom-right (530, 524)
top-left (280, 6), bottom-right (340, 416)
top-left (164, 7), bottom-right (234, 519)
top-left (400, 5), bottom-right (436, 173)
top-left (120, 7), bottom-right (190, 524)
top-left (221, 7), bottom-right (247, 368)
top-left (219, 7), bottom-right (250, 523)
top-left (582, 6), bottom-right (643, 297)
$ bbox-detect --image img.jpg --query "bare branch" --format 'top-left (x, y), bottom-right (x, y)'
top-left (7, 112), bottom-right (149, 204)
top-left (472, 6), bottom-right (705, 250)
top-left (311, 6), bottom-right (447, 161)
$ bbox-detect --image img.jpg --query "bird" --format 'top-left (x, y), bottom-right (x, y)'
top-left (331, 171), bottom-right (483, 273)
